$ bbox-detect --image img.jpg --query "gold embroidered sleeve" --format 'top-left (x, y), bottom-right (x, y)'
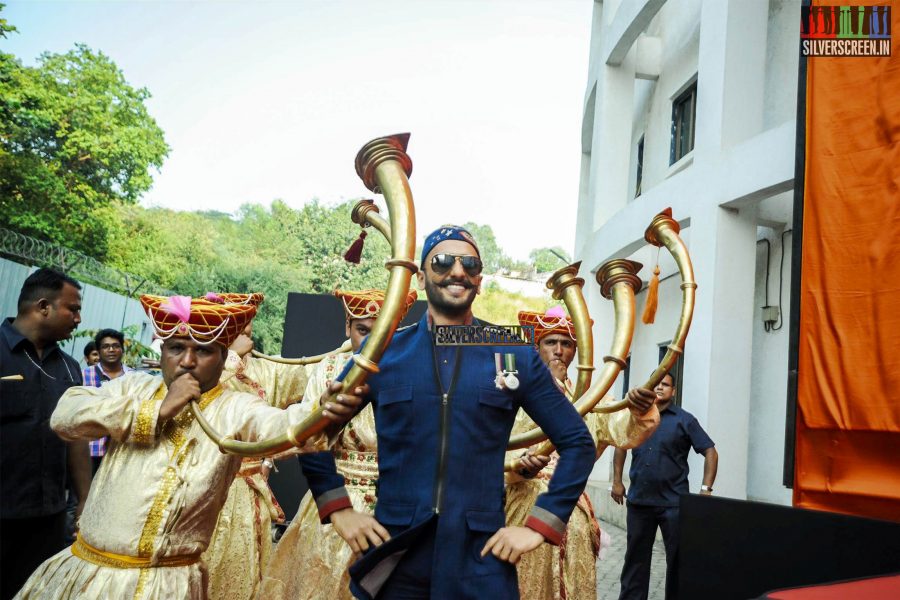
top-left (50, 373), bottom-right (164, 444)
top-left (256, 357), bottom-right (339, 459)
top-left (503, 409), bottom-right (540, 485)
top-left (131, 393), bottom-right (161, 445)
top-left (504, 458), bottom-right (529, 485)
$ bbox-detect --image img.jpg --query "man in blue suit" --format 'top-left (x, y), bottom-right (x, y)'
top-left (306, 225), bottom-right (623, 599)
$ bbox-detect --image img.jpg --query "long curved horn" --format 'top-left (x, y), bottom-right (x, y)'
top-left (351, 199), bottom-right (392, 245)
top-left (589, 208), bottom-right (695, 408)
top-left (546, 262), bottom-right (594, 400)
top-left (506, 258), bottom-right (642, 454)
top-left (504, 208), bottom-right (696, 469)
top-left (250, 339), bottom-right (353, 365)
top-left (190, 133), bottom-right (417, 457)
top-left (639, 208), bottom-right (695, 390)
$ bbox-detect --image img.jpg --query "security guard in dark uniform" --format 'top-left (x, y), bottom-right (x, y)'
top-left (0, 268), bottom-right (91, 600)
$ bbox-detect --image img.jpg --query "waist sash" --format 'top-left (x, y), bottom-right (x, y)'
top-left (71, 533), bottom-right (201, 569)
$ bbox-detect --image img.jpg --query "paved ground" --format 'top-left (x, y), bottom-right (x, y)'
top-left (596, 519), bottom-right (667, 600)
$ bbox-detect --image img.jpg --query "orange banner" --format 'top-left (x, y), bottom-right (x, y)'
top-left (795, 4), bottom-right (900, 522)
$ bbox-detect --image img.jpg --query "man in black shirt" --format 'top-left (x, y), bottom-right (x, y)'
top-left (0, 268), bottom-right (93, 600)
top-left (611, 371), bottom-right (718, 600)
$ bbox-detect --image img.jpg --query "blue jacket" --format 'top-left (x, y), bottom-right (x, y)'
top-left (303, 314), bottom-right (595, 599)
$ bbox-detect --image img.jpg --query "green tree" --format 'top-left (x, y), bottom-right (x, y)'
top-left (0, 4), bottom-right (17, 38)
top-left (460, 222), bottom-right (545, 274)
top-left (461, 222), bottom-right (505, 273)
top-left (529, 246), bottom-right (571, 273)
top-left (107, 199), bottom-right (397, 353)
top-left (0, 43), bottom-right (169, 258)
top-left (473, 286), bottom-right (552, 325)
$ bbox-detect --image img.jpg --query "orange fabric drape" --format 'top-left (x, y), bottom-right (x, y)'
top-left (795, 3), bottom-right (900, 522)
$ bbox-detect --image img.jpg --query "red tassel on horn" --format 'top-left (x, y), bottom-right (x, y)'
top-left (344, 230), bottom-right (367, 264)
top-left (642, 264), bottom-right (660, 324)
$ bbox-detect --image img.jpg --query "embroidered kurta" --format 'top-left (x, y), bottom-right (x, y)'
top-left (14, 371), bottom-right (329, 600)
top-left (505, 387), bottom-right (660, 600)
top-left (202, 352), bottom-right (311, 600)
top-left (261, 352), bottom-right (379, 600)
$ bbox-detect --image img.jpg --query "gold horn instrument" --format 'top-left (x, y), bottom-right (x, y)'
top-left (351, 198), bottom-right (392, 245)
top-left (190, 133), bottom-right (417, 457)
top-left (545, 262), bottom-right (594, 400)
top-left (506, 258), bottom-right (642, 457)
top-left (504, 208), bottom-right (696, 468)
top-left (250, 340), bottom-right (353, 365)
top-left (639, 208), bottom-right (696, 390)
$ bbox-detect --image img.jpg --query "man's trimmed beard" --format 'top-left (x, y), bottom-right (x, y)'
top-left (424, 276), bottom-right (477, 317)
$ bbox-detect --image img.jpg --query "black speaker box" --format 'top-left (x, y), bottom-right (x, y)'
top-left (679, 494), bottom-right (900, 599)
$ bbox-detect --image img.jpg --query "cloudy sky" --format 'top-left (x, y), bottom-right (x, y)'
top-left (5, 0), bottom-right (593, 260)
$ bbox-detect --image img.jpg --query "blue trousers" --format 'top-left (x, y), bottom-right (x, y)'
top-left (375, 520), bottom-right (436, 599)
top-left (618, 503), bottom-right (680, 600)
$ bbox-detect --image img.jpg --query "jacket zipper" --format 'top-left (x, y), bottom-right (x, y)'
top-left (431, 344), bottom-right (461, 516)
top-left (433, 392), bottom-right (450, 514)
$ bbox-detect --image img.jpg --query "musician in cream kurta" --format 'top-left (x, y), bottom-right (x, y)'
top-left (506, 392), bottom-right (659, 600)
top-left (261, 288), bottom-right (417, 600)
top-left (506, 309), bottom-right (659, 600)
top-left (202, 329), bottom-right (312, 600)
top-left (261, 351), bottom-right (369, 600)
top-left (13, 293), bottom-right (363, 600)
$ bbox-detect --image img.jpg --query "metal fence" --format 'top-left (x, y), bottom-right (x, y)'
top-left (0, 228), bottom-right (172, 297)
top-left (0, 244), bottom-right (160, 365)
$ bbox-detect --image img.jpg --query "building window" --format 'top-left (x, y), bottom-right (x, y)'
top-left (670, 82), bottom-right (697, 165)
top-left (635, 136), bottom-right (644, 197)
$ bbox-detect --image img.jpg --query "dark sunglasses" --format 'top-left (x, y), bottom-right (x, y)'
top-left (430, 253), bottom-right (483, 276)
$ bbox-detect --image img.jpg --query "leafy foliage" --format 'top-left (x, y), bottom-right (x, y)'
top-left (73, 324), bottom-right (158, 368)
top-left (101, 200), bottom-right (561, 354)
top-left (529, 246), bottom-right (571, 273)
top-left (0, 44), bottom-right (168, 258)
top-left (0, 4), bottom-right (16, 39)
top-left (461, 221), bottom-right (505, 273)
top-left (461, 221), bottom-right (533, 275)
top-left (106, 199), bottom-right (395, 354)
top-left (473, 283), bottom-right (552, 325)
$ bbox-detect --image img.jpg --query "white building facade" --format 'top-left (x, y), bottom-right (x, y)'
top-left (575, 0), bottom-right (800, 526)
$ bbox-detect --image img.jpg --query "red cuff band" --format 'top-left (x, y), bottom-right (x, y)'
top-left (318, 496), bottom-right (353, 523)
top-left (525, 515), bottom-right (562, 546)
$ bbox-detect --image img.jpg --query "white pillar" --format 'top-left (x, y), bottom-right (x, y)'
top-left (587, 47), bottom-right (636, 232)
top-left (683, 205), bottom-right (757, 499)
top-left (575, 117), bottom-right (596, 254)
top-left (696, 0), bottom-right (769, 153)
